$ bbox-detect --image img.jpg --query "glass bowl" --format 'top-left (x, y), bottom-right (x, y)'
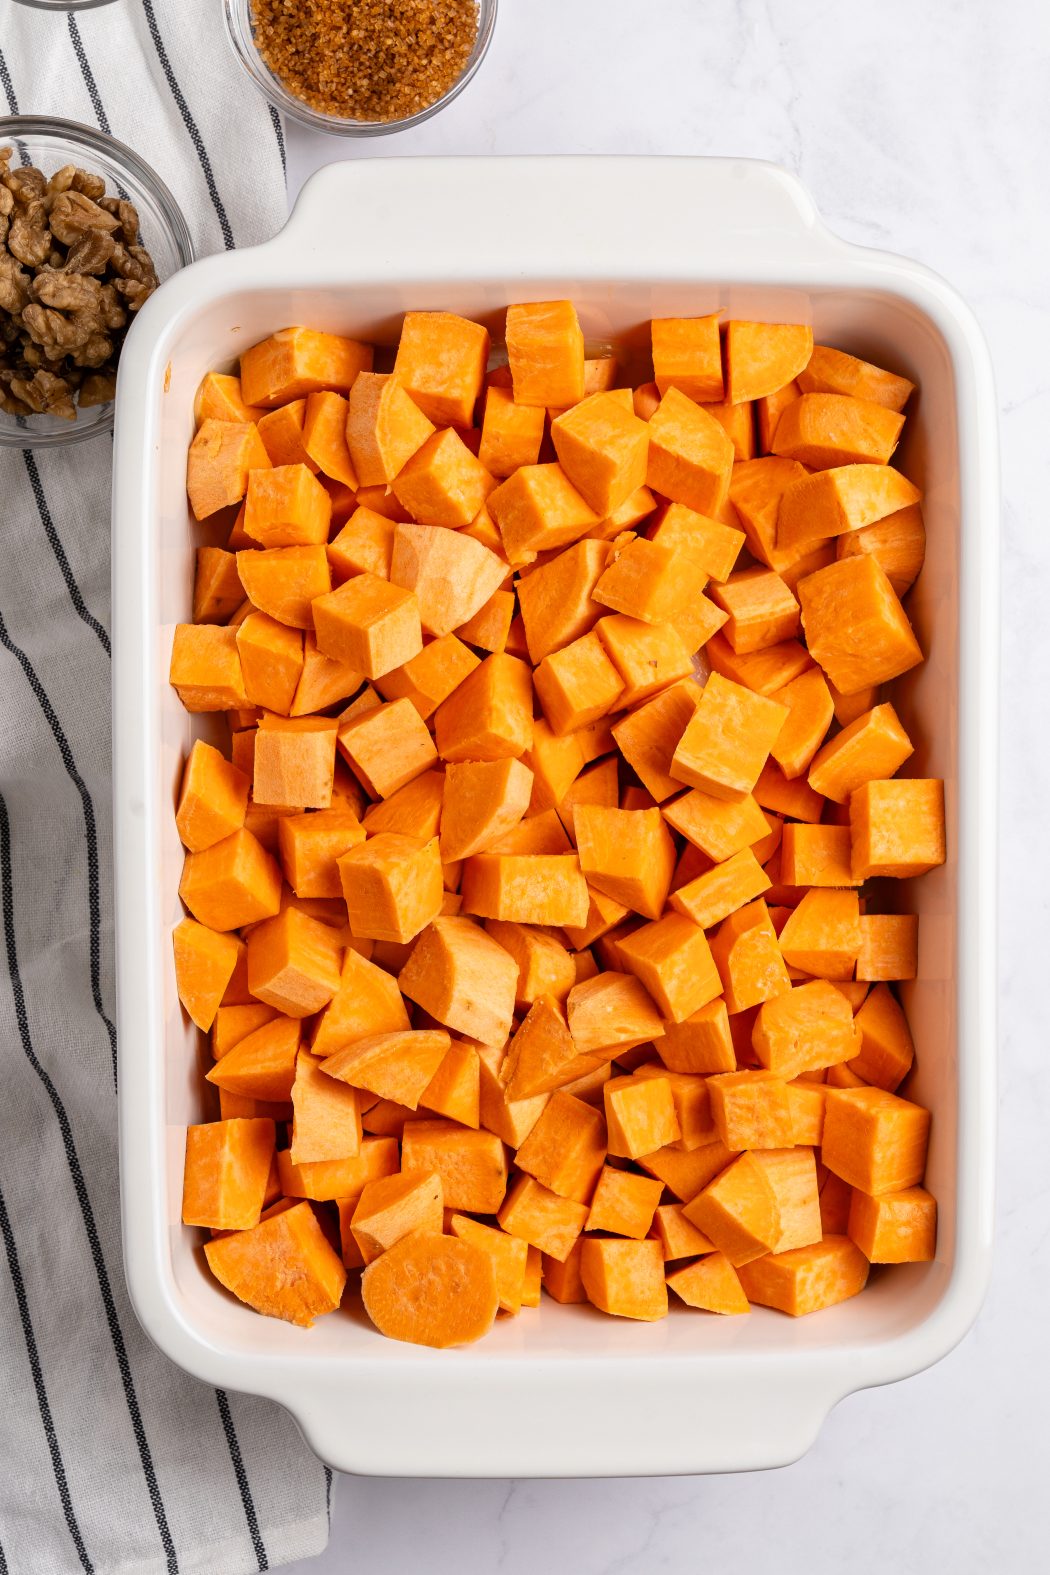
top-left (11, 2), bottom-right (118, 12)
top-left (0, 115), bottom-right (193, 448)
top-left (223, 0), bottom-right (497, 137)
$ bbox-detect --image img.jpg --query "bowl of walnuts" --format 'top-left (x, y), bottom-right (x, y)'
top-left (1, 115), bottom-right (194, 447)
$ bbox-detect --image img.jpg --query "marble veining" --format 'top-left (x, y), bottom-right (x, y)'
top-left (280, 1), bottom-right (1046, 1568)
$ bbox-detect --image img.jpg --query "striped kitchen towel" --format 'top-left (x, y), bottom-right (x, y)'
top-left (0, 5), bottom-right (334, 1572)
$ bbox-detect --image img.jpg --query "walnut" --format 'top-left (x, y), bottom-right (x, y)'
top-left (98, 196), bottom-right (141, 245)
top-left (48, 190), bottom-right (120, 246)
top-left (31, 267), bottom-right (102, 314)
top-left (46, 164), bottom-right (77, 197)
top-left (8, 368), bottom-right (77, 420)
top-left (98, 283), bottom-right (128, 331)
top-left (70, 168), bottom-right (106, 201)
top-left (63, 230), bottom-right (116, 276)
top-left (79, 367), bottom-right (118, 407)
top-left (0, 254), bottom-right (29, 314)
top-left (7, 213), bottom-right (52, 268)
top-left (4, 165), bottom-right (47, 203)
top-left (0, 186), bottom-right (13, 218)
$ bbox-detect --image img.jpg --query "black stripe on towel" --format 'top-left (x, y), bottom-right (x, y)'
top-left (140, 0), bottom-right (235, 249)
top-left (22, 452), bottom-right (112, 657)
top-left (325, 1467), bottom-right (333, 1522)
top-left (0, 792), bottom-right (179, 1575)
top-left (267, 105), bottom-right (287, 179)
top-left (67, 15), bottom-right (111, 134)
top-left (0, 40), bottom-right (18, 115)
top-left (0, 1182), bottom-right (94, 1573)
top-left (0, 1529), bottom-right (8, 1575)
top-left (0, 612), bottom-right (117, 1081)
top-left (215, 1389), bottom-right (269, 1572)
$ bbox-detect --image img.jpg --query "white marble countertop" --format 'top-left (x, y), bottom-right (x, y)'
top-left (281, 2), bottom-right (1044, 1569)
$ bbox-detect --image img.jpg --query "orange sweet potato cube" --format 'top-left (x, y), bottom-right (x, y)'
top-left (724, 321), bottom-right (813, 403)
top-left (778, 462), bottom-right (920, 551)
top-left (278, 808), bottom-right (365, 898)
top-left (449, 1214), bottom-right (530, 1314)
top-left (456, 587), bottom-right (515, 653)
top-left (176, 739), bottom-right (250, 852)
top-left (376, 632), bottom-right (480, 720)
top-left (392, 311), bottom-right (489, 427)
top-left (173, 919), bottom-right (243, 1031)
top-left (807, 702), bottom-right (913, 803)
top-left (244, 463), bottom-right (331, 548)
top-left (321, 1028), bottom-right (450, 1111)
top-left (420, 1040), bottom-right (481, 1127)
top-left (204, 1199), bottom-right (346, 1327)
top-left (752, 979), bottom-right (861, 1079)
top-left (347, 370), bottom-right (436, 487)
top-left (705, 632), bottom-right (812, 698)
top-left (683, 1150), bottom-right (781, 1267)
top-left (848, 1185), bottom-right (936, 1262)
top-left (668, 847), bottom-right (771, 931)
top-left (179, 828), bottom-right (282, 931)
top-left (707, 1069), bottom-right (793, 1149)
top-left (737, 1234), bottom-right (869, 1316)
top-left (541, 1240), bottom-right (588, 1302)
top-left (170, 624), bottom-right (248, 712)
top-left (246, 906), bottom-right (342, 1017)
top-left (566, 971), bottom-right (664, 1058)
top-left (461, 853), bottom-right (589, 929)
top-left (709, 567), bottom-right (800, 654)
top-left (592, 537), bottom-right (707, 627)
top-left (240, 327), bottom-right (373, 407)
top-left (256, 398), bottom-right (316, 470)
top-left (533, 630), bottom-right (624, 735)
top-left (646, 501), bottom-right (744, 583)
top-left (236, 545), bottom-right (332, 630)
top-left (515, 1090), bottom-right (606, 1202)
top-left (501, 996), bottom-right (598, 1100)
top-left (338, 833), bottom-right (443, 945)
top-left (769, 666), bottom-right (834, 779)
top-left (551, 392), bottom-right (650, 517)
top-left (662, 786), bottom-right (768, 863)
top-left (594, 614), bottom-right (694, 707)
top-left (780, 823), bottom-right (859, 887)
top-left (290, 1049), bottom-right (362, 1163)
top-left (391, 428), bottom-right (496, 529)
top-left (650, 1202), bottom-right (716, 1260)
top-left (656, 998), bottom-right (736, 1074)
top-left (390, 521), bottom-right (507, 638)
top-left (280, 1134), bottom-right (398, 1204)
top-left (498, 1174), bottom-right (588, 1261)
top-left (585, 1166), bottom-right (663, 1239)
top-left (849, 983), bottom-right (916, 1091)
top-left (610, 680), bottom-right (702, 803)
top-left (398, 915), bottom-right (517, 1046)
top-left (778, 889), bottom-right (862, 979)
top-left (667, 1252), bottom-right (750, 1314)
top-left (772, 392), bottom-right (904, 468)
top-left (856, 916), bottom-right (919, 984)
top-left (312, 571), bottom-right (423, 680)
top-left (651, 314), bottom-right (723, 402)
top-left (836, 503), bottom-right (926, 596)
top-left (206, 1016), bottom-right (300, 1103)
top-left (488, 463), bottom-right (599, 566)
top-left (850, 778), bottom-right (946, 879)
top-left (617, 912), bottom-right (722, 1023)
top-left (195, 370), bottom-right (263, 426)
top-left (646, 387), bottom-right (734, 515)
top-left (400, 1119), bottom-right (508, 1213)
top-left (349, 1169), bottom-right (443, 1264)
top-left (187, 418), bottom-right (271, 521)
top-left (749, 1147), bottom-right (822, 1252)
top-left (822, 1086), bottom-right (931, 1194)
top-left (579, 1237), bottom-right (668, 1321)
top-left (336, 695), bottom-right (437, 799)
top-left (328, 506), bottom-right (395, 582)
top-left (478, 384), bottom-right (546, 477)
top-left (302, 389), bottom-right (358, 488)
top-left (516, 539), bottom-right (608, 665)
top-left (439, 758), bottom-right (533, 861)
top-left (798, 557), bottom-right (922, 695)
top-left (506, 300), bottom-right (585, 408)
top-left (574, 804), bottom-right (675, 921)
top-left (487, 925), bottom-right (573, 1012)
top-left (604, 1073), bottom-right (680, 1159)
top-left (671, 673), bottom-right (788, 801)
top-left (798, 345), bottom-right (914, 411)
top-left (194, 545), bottom-right (246, 624)
top-left (236, 612), bottom-right (305, 715)
top-left (183, 1117), bottom-right (276, 1232)
top-left (253, 715), bottom-right (337, 808)
top-left (433, 652), bottom-right (533, 762)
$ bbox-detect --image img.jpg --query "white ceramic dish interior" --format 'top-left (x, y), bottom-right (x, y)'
top-left (112, 157), bottom-right (998, 1478)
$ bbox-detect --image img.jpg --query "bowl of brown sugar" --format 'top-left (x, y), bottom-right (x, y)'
top-left (224, 0), bottom-right (497, 135)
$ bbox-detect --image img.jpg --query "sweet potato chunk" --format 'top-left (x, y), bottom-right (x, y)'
top-left (205, 1200), bottom-right (347, 1326)
top-left (240, 327), bottom-right (373, 406)
top-left (183, 1117), bottom-right (275, 1231)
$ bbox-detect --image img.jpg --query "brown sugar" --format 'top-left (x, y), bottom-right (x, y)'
top-left (251, 0), bottom-right (480, 123)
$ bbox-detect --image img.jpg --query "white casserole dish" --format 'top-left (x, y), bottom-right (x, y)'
top-left (112, 157), bottom-right (999, 1478)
